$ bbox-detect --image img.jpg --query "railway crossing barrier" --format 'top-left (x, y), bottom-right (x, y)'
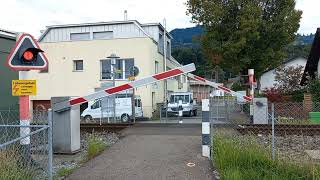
top-left (50, 63), bottom-right (196, 153)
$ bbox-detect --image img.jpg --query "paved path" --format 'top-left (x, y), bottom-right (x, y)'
top-left (69, 124), bottom-right (214, 180)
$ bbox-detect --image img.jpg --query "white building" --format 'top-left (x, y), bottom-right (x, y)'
top-left (25, 20), bottom-right (189, 117)
top-left (259, 57), bottom-right (307, 90)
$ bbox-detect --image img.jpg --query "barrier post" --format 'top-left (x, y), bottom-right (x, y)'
top-left (202, 99), bottom-right (210, 158)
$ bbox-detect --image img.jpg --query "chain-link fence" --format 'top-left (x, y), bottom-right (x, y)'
top-left (0, 109), bottom-right (52, 180)
top-left (156, 104), bottom-right (202, 123)
top-left (209, 96), bottom-right (320, 178)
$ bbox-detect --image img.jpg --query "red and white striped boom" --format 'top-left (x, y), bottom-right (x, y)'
top-left (69, 63), bottom-right (196, 106)
top-left (187, 73), bottom-right (252, 102)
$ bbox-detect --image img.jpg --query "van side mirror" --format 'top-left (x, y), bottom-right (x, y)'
top-left (190, 99), bottom-right (193, 103)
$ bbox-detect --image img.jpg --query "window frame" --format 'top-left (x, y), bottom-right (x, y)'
top-left (93, 31), bottom-right (113, 40)
top-left (70, 32), bottom-right (90, 41)
top-left (100, 58), bottom-right (134, 80)
top-left (73, 60), bottom-right (84, 72)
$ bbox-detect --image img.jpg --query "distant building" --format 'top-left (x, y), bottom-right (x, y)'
top-left (0, 29), bottom-right (18, 110)
top-left (25, 20), bottom-right (188, 117)
top-left (259, 57), bottom-right (307, 90)
top-left (189, 80), bottom-right (219, 103)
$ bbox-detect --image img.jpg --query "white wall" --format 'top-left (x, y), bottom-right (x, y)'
top-left (260, 57), bottom-right (307, 90)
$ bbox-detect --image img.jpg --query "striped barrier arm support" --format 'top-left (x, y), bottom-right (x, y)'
top-left (187, 73), bottom-right (252, 102)
top-left (202, 99), bottom-right (210, 158)
top-left (69, 63), bottom-right (196, 106)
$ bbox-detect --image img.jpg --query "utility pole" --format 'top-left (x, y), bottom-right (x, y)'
top-left (107, 53), bottom-right (120, 122)
top-left (163, 19), bottom-right (167, 103)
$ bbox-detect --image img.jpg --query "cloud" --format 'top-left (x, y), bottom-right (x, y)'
top-left (0, 0), bottom-right (194, 37)
top-left (0, 0), bottom-right (318, 38)
top-left (296, 0), bottom-right (320, 34)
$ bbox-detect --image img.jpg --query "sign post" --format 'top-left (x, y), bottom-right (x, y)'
top-left (248, 69), bottom-right (254, 123)
top-left (6, 33), bottom-right (48, 165)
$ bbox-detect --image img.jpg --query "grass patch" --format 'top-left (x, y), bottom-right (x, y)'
top-left (0, 147), bottom-right (33, 180)
top-left (213, 131), bottom-right (320, 180)
top-left (87, 133), bottom-right (108, 160)
top-left (54, 166), bottom-right (77, 180)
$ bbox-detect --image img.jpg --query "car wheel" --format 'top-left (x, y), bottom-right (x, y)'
top-left (121, 114), bottom-right (130, 123)
top-left (193, 110), bottom-right (197, 116)
top-left (83, 115), bottom-right (93, 123)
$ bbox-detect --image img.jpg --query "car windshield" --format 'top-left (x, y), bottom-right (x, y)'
top-left (169, 95), bottom-right (190, 104)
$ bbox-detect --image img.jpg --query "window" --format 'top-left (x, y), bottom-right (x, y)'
top-left (125, 59), bottom-right (134, 78)
top-left (169, 95), bottom-right (190, 104)
top-left (70, 32), bottom-right (90, 41)
top-left (91, 99), bottom-right (101, 109)
top-left (158, 33), bottom-right (164, 53)
top-left (100, 58), bottom-right (134, 80)
top-left (93, 31), bottom-right (113, 40)
top-left (166, 41), bottom-right (171, 57)
top-left (101, 60), bottom-right (111, 79)
top-left (155, 61), bottom-right (159, 74)
top-left (73, 60), bottom-right (83, 71)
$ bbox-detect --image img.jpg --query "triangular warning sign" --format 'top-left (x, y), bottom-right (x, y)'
top-left (6, 33), bottom-right (49, 71)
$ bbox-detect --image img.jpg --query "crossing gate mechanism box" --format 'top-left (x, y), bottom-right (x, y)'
top-left (51, 96), bottom-right (80, 154)
top-left (253, 98), bottom-right (268, 124)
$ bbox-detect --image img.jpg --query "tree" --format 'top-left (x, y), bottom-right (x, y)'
top-left (285, 44), bottom-right (311, 59)
top-left (274, 65), bottom-right (305, 94)
top-left (172, 47), bottom-right (214, 78)
top-left (186, 0), bottom-right (302, 78)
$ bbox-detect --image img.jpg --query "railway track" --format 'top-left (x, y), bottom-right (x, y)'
top-left (80, 123), bottom-right (133, 132)
top-left (236, 124), bottom-right (320, 136)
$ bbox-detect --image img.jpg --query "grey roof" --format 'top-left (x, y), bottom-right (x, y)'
top-left (0, 28), bottom-right (16, 39)
top-left (38, 20), bottom-right (173, 41)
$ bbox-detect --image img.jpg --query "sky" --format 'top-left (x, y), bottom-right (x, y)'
top-left (0, 0), bottom-right (318, 38)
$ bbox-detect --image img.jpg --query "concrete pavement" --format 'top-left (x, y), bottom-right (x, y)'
top-left (68, 124), bottom-right (214, 180)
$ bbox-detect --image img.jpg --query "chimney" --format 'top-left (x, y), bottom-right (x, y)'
top-left (124, 10), bottom-right (128, 21)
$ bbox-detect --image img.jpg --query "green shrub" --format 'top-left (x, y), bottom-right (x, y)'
top-left (231, 82), bottom-right (246, 91)
top-left (290, 89), bottom-right (305, 102)
top-left (308, 78), bottom-right (320, 102)
top-left (87, 134), bottom-right (108, 160)
top-left (213, 132), bottom-right (320, 179)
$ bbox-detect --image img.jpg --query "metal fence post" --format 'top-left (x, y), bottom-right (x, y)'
top-left (159, 105), bottom-right (162, 122)
top-left (202, 99), bottom-right (211, 158)
top-left (48, 109), bottom-right (53, 180)
top-left (271, 103), bottom-right (275, 160)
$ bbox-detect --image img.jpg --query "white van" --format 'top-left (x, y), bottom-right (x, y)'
top-left (167, 92), bottom-right (197, 116)
top-left (81, 94), bottom-right (143, 122)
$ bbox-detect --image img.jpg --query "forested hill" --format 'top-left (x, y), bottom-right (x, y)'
top-left (170, 25), bottom-right (203, 48)
top-left (170, 26), bottom-right (315, 47)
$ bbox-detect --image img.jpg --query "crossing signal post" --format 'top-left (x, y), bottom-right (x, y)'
top-left (6, 33), bottom-right (49, 165)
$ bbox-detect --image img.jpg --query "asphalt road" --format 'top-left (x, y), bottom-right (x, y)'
top-left (68, 124), bottom-right (214, 180)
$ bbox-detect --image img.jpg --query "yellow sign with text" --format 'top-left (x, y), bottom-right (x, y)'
top-left (12, 80), bottom-right (37, 96)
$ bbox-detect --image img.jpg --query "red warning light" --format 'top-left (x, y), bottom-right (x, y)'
top-left (23, 51), bottom-right (34, 61)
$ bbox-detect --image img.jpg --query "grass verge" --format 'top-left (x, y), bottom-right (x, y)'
top-left (213, 131), bottom-right (320, 180)
top-left (54, 133), bottom-right (109, 179)
top-left (87, 133), bottom-right (108, 160)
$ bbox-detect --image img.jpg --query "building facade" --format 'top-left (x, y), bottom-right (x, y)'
top-left (0, 29), bottom-right (19, 110)
top-left (25, 20), bottom-right (188, 117)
